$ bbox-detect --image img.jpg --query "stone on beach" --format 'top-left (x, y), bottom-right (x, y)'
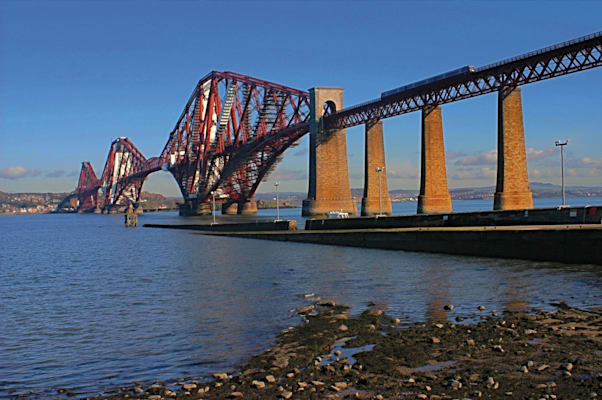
top-left (251, 380), bottom-right (265, 389)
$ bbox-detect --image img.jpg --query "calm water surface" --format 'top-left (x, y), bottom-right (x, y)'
top-left (1, 198), bottom-right (601, 398)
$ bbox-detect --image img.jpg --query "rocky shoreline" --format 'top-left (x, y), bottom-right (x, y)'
top-left (51, 301), bottom-right (602, 399)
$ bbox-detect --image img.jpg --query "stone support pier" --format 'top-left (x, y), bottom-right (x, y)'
top-left (195, 202), bottom-right (212, 215)
top-left (222, 202), bottom-right (238, 215)
top-left (361, 120), bottom-right (392, 216)
top-left (239, 199), bottom-right (258, 215)
top-left (494, 87), bottom-right (533, 210)
top-left (302, 88), bottom-right (357, 216)
top-left (417, 106), bottom-right (452, 214)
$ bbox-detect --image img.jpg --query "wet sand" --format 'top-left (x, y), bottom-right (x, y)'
top-left (64, 301), bottom-right (601, 399)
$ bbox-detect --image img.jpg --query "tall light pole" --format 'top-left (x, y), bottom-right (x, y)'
top-left (555, 140), bottom-right (568, 206)
top-left (274, 182), bottom-right (280, 221)
top-left (211, 191), bottom-right (216, 224)
top-left (376, 167), bottom-right (384, 216)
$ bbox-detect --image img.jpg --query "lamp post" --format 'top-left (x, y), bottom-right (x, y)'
top-left (555, 140), bottom-right (568, 206)
top-left (211, 191), bottom-right (216, 224)
top-left (376, 167), bottom-right (384, 216)
top-left (274, 182), bottom-right (280, 221)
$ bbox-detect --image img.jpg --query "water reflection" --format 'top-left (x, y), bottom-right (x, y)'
top-left (0, 211), bottom-right (600, 398)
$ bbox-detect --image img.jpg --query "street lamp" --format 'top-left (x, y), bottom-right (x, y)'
top-left (274, 182), bottom-right (280, 221)
top-left (376, 167), bottom-right (384, 216)
top-left (555, 140), bottom-right (568, 206)
top-left (211, 191), bottom-right (216, 224)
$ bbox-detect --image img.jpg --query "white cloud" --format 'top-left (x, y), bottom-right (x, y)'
top-left (526, 147), bottom-right (555, 161)
top-left (450, 167), bottom-right (496, 180)
top-left (454, 150), bottom-right (497, 166)
top-left (0, 166), bottom-right (28, 180)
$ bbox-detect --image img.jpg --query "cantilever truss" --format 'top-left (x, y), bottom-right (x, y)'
top-left (61, 31), bottom-right (602, 214)
top-left (325, 31), bottom-right (602, 129)
top-left (160, 71), bottom-right (310, 209)
top-left (66, 138), bottom-right (162, 212)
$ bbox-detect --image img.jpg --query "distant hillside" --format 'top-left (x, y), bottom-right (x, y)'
top-left (256, 183), bottom-right (602, 202)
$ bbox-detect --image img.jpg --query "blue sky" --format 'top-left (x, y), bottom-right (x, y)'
top-left (1, 1), bottom-right (601, 197)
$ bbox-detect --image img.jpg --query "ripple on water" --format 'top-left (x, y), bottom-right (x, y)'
top-left (0, 210), bottom-right (601, 397)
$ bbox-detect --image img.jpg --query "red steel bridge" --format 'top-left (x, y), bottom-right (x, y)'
top-left (58, 31), bottom-right (601, 214)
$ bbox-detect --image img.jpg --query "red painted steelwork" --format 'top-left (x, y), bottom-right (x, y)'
top-left (63, 31), bottom-right (602, 214)
top-left (325, 31), bottom-right (602, 130)
top-left (68, 72), bottom-right (310, 213)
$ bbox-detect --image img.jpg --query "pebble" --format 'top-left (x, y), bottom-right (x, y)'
top-left (478, 305), bottom-right (486, 310)
top-left (376, 395), bottom-right (384, 400)
top-left (524, 329), bottom-right (538, 335)
top-left (296, 305), bottom-right (315, 314)
top-left (425, 385), bottom-right (431, 391)
top-left (487, 377), bottom-right (495, 386)
top-left (165, 390), bottom-right (176, 397)
top-left (521, 366), bottom-right (529, 374)
top-left (286, 372), bottom-right (294, 378)
top-left (183, 383), bottom-right (197, 391)
top-left (213, 373), bottom-right (228, 380)
top-left (407, 378), bottom-right (415, 383)
top-left (505, 392), bottom-right (513, 396)
top-left (434, 323), bottom-right (444, 329)
top-left (312, 380), bottom-right (325, 386)
top-left (450, 380), bottom-right (462, 390)
top-left (334, 382), bottom-right (348, 390)
top-left (252, 380), bottom-right (265, 389)
top-left (537, 364), bottom-right (550, 371)
top-left (280, 391), bottom-right (293, 399)
top-left (265, 375), bottom-right (276, 383)
top-left (134, 387), bottom-right (143, 394)
top-left (338, 324), bottom-right (348, 332)
top-left (467, 339), bottom-right (476, 346)
top-left (430, 337), bottom-right (441, 344)
top-left (564, 371), bottom-right (572, 377)
top-left (527, 360), bottom-right (534, 367)
top-left (229, 393), bottom-right (243, 399)
top-left (444, 304), bottom-right (454, 311)
top-left (563, 362), bottom-right (574, 371)
top-left (334, 350), bottom-right (342, 356)
top-left (417, 394), bottom-right (427, 399)
top-left (492, 344), bottom-right (504, 352)
top-left (148, 396), bottom-right (161, 400)
top-left (298, 382), bottom-right (307, 388)
top-left (394, 318), bottom-right (401, 324)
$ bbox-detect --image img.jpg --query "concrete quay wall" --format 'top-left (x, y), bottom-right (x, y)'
top-left (306, 205), bottom-right (602, 231)
top-left (144, 220), bottom-right (297, 232)
top-left (205, 225), bottom-right (602, 266)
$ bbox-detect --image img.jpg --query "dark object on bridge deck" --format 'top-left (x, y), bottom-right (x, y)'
top-left (144, 220), bottom-right (297, 232)
top-left (306, 205), bottom-right (602, 231)
top-left (125, 204), bottom-right (138, 227)
top-left (205, 224), bottom-right (602, 266)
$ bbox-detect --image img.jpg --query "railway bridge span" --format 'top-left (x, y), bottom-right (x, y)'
top-left (58, 31), bottom-right (602, 216)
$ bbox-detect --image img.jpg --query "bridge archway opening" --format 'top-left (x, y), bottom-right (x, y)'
top-left (143, 170), bottom-right (184, 202)
top-left (323, 101), bottom-right (337, 117)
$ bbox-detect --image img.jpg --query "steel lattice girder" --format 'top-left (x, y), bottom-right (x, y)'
top-left (74, 138), bottom-right (158, 210)
top-left (324, 31), bottom-right (602, 130)
top-left (160, 71), bottom-right (310, 204)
